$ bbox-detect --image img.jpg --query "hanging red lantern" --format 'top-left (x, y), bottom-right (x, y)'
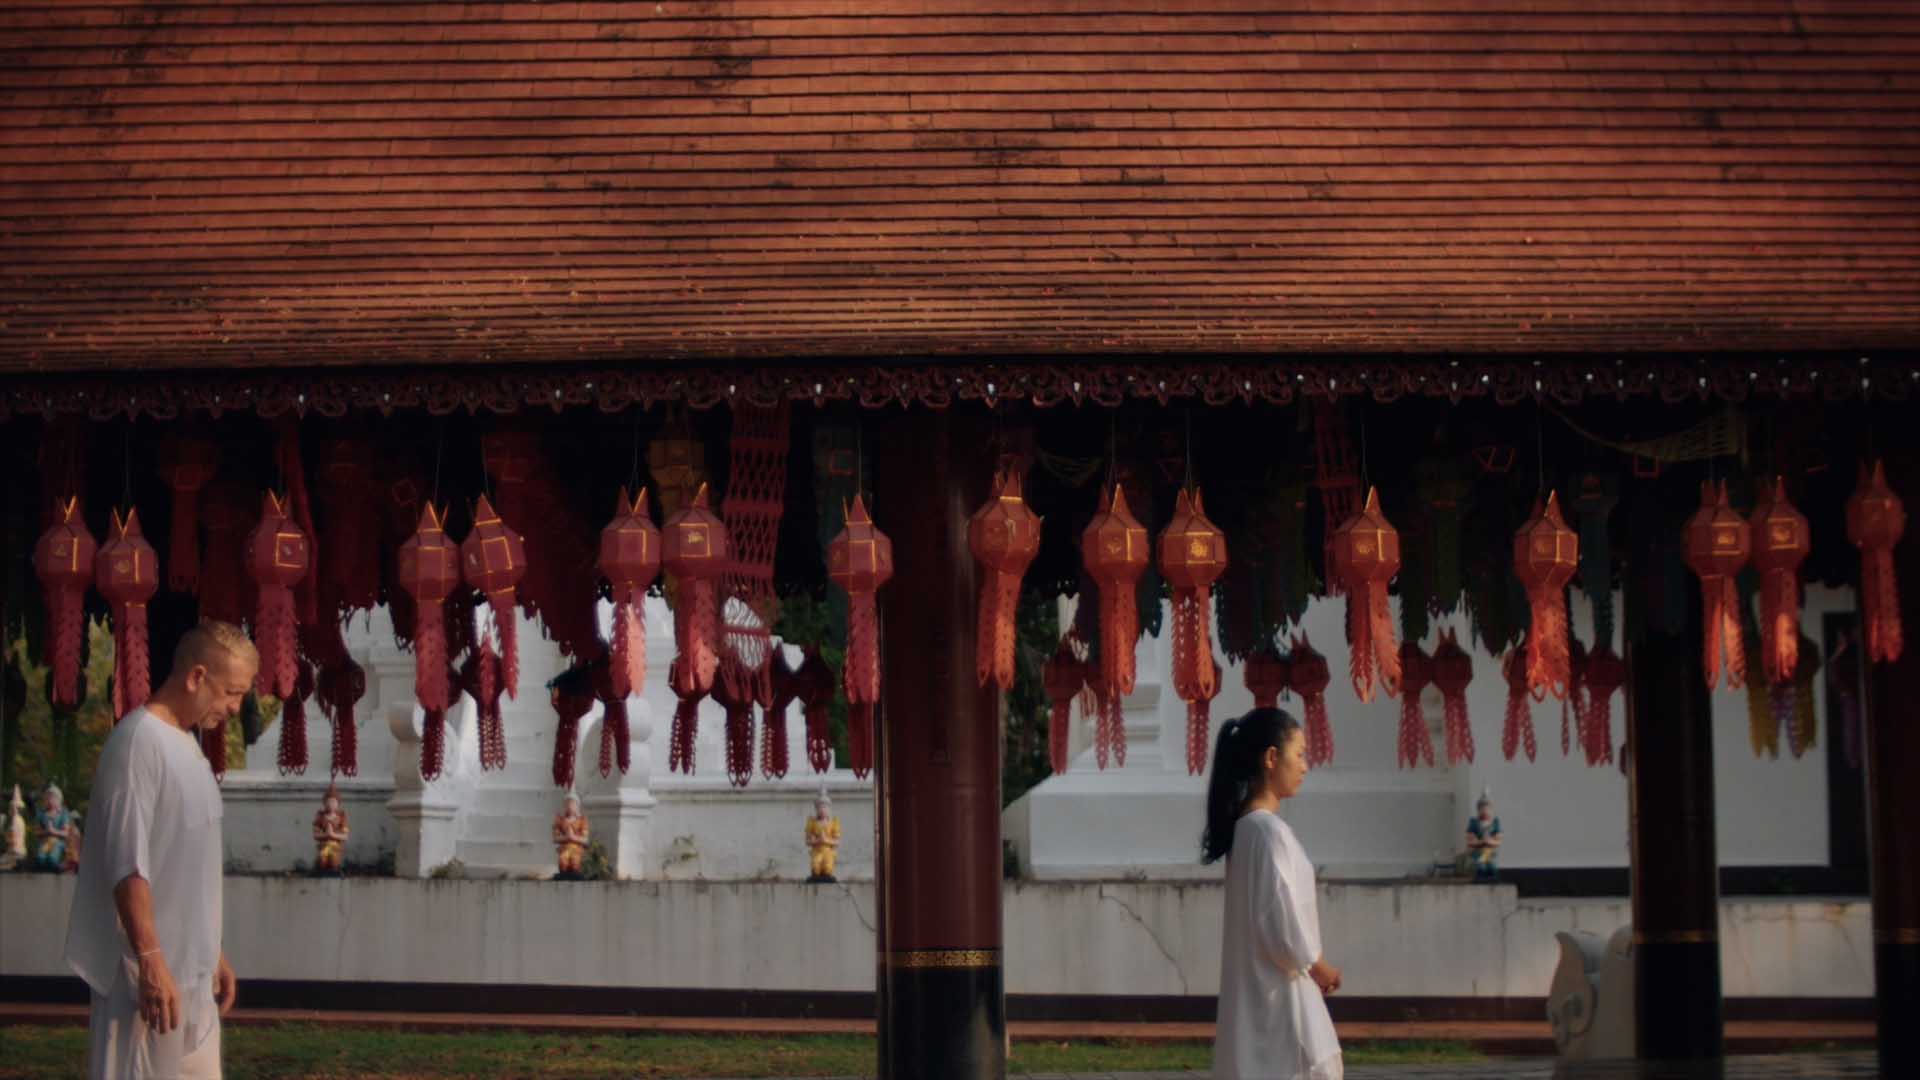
top-left (550, 667), bottom-right (595, 790)
top-left (1501, 642), bottom-right (1539, 762)
top-left (461, 493), bottom-right (528, 699)
top-left (663, 484), bottom-right (729, 698)
top-left (34, 496), bottom-right (96, 709)
top-left (1683, 480), bottom-right (1752, 690)
top-left (828, 493), bottom-right (892, 780)
top-left (1397, 642), bottom-right (1437, 769)
top-left (459, 639), bottom-right (507, 772)
top-left (1244, 644), bottom-right (1290, 710)
top-left (396, 504), bottom-right (461, 713)
top-left (276, 659), bottom-right (315, 776)
top-left (198, 479), bottom-right (256, 627)
top-left (598, 486), bottom-right (661, 700)
top-left (666, 658), bottom-right (707, 776)
top-left (1431, 628), bottom-right (1475, 766)
top-left (1327, 487), bottom-right (1402, 703)
top-left (1081, 485), bottom-right (1150, 767)
top-left (793, 649), bottom-right (838, 774)
top-left (969, 467), bottom-right (1043, 691)
top-left (96, 508), bottom-right (160, 720)
top-left (764, 648), bottom-right (800, 781)
top-left (1160, 488), bottom-right (1228, 775)
top-left (1043, 636), bottom-right (1090, 776)
top-left (1513, 492), bottom-right (1579, 699)
top-left (589, 656), bottom-right (630, 778)
top-left (246, 492), bottom-right (309, 700)
top-left (1846, 460), bottom-right (1905, 664)
top-left (157, 436), bottom-right (218, 595)
top-left (1749, 477), bottom-right (1811, 684)
top-left (1582, 644), bottom-right (1626, 767)
top-left (1288, 633), bottom-right (1334, 767)
top-left (710, 662), bottom-right (758, 788)
top-left (315, 435), bottom-right (382, 615)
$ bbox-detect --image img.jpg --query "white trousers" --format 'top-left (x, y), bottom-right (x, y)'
top-left (86, 959), bottom-right (221, 1080)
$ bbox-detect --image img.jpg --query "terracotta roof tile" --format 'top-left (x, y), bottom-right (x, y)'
top-left (2, 1), bottom-right (1918, 370)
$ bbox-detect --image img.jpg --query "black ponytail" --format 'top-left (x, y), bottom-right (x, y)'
top-left (1200, 706), bottom-right (1303, 864)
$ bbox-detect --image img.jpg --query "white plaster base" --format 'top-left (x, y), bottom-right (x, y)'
top-left (3, 875), bottom-right (1871, 1003)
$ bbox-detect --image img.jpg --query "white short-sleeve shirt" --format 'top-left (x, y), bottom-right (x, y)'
top-left (65, 708), bottom-right (224, 997)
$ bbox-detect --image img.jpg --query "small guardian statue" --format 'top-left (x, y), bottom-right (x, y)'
top-left (1465, 786), bottom-right (1503, 881)
top-left (32, 782), bottom-right (79, 873)
top-left (553, 791), bottom-right (590, 879)
top-left (2, 784), bottom-right (27, 869)
top-left (312, 782), bottom-right (350, 875)
top-left (805, 788), bottom-right (841, 883)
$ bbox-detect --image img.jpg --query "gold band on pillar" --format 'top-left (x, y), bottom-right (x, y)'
top-left (1876, 928), bottom-right (1920, 945)
top-left (1632, 929), bottom-right (1717, 945)
top-left (886, 948), bottom-right (1002, 970)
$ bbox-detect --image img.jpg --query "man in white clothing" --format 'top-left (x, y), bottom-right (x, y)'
top-left (66, 620), bottom-right (256, 1079)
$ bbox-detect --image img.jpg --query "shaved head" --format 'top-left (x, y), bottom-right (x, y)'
top-left (172, 620), bottom-right (258, 680)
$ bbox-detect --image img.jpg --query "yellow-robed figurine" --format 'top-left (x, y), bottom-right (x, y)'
top-left (805, 788), bottom-right (841, 882)
top-left (553, 791), bottom-right (590, 879)
top-left (312, 782), bottom-right (350, 875)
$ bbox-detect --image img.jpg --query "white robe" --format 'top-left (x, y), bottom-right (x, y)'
top-left (65, 708), bottom-right (225, 1079)
top-left (1214, 809), bottom-right (1343, 1080)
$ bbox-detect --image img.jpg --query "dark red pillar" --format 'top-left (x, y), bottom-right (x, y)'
top-left (872, 407), bottom-right (1005, 1080)
top-left (1866, 450), bottom-right (1920, 1077)
top-left (1624, 477), bottom-right (1724, 1068)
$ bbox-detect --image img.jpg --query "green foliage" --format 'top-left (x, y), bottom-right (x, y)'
top-left (4, 620), bottom-right (116, 818)
top-left (579, 840), bottom-right (615, 882)
top-left (428, 857), bottom-right (468, 880)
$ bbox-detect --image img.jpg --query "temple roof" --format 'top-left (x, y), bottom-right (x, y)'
top-left (3, 1), bottom-right (1919, 374)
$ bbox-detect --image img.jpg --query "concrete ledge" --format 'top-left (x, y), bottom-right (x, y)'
top-left (3, 874), bottom-right (1873, 1003)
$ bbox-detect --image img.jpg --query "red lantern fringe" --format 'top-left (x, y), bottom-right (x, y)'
top-left (35, 497), bottom-right (96, 709)
top-left (1431, 628), bottom-right (1475, 766)
top-left (668, 658), bottom-right (705, 776)
top-left (277, 659), bottom-right (315, 776)
top-left (419, 709), bottom-right (447, 782)
top-left (1082, 486), bottom-right (1149, 713)
top-left (1288, 634), bottom-right (1334, 767)
top-left (590, 660), bottom-right (630, 777)
top-left (711, 667), bottom-right (758, 788)
top-left (795, 650), bottom-right (836, 774)
top-left (1397, 642), bottom-right (1437, 769)
top-left (1043, 635), bottom-right (1089, 776)
top-left (1582, 644), bottom-right (1626, 767)
top-left (1161, 489), bottom-right (1227, 776)
top-left (828, 495), bottom-right (890, 781)
top-left (848, 703), bottom-right (875, 780)
top-left (1847, 461), bottom-right (1906, 664)
top-left (612, 592), bottom-right (645, 699)
top-left (461, 640), bottom-right (507, 772)
top-left (762, 657), bottom-right (793, 782)
top-left (1502, 643), bottom-right (1539, 762)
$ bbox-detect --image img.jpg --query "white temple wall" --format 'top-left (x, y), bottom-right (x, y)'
top-left (1011, 586), bottom-right (1850, 879)
top-left (4, 875), bottom-right (1870, 1001)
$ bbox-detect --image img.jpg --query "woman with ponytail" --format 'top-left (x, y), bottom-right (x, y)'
top-left (1202, 707), bottom-right (1343, 1080)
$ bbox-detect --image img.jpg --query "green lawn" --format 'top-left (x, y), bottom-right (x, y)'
top-left (0, 1024), bottom-right (1482, 1078)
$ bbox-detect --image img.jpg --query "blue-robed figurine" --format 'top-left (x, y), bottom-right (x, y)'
top-left (1464, 787), bottom-right (1501, 881)
top-left (32, 782), bottom-right (79, 872)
